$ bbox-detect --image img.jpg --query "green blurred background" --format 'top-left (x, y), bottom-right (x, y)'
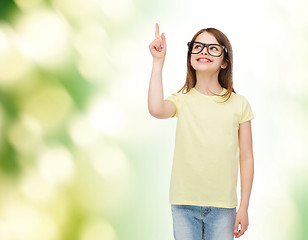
top-left (0, 0), bottom-right (307, 239)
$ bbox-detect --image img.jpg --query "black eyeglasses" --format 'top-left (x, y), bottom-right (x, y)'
top-left (187, 41), bottom-right (227, 57)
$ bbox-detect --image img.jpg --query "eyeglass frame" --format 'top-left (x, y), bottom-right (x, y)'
top-left (187, 41), bottom-right (228, 57)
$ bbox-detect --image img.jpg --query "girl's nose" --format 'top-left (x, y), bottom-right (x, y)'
top-left (201, 47), bottom-right (208, 55)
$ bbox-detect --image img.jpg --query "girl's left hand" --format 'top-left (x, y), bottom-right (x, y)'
top-left (233, 207), bottom-right (249, 238)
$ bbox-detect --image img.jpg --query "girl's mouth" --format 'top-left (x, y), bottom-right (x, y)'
top-left (197, 58), bottom-right (212, 62)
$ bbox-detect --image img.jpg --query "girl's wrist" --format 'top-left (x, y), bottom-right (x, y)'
top-left (239, 203), bottom-right (249, 211)
top-left (153, 58), bottom-right (165, 66)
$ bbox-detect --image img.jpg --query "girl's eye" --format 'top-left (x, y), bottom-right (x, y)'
top-left (193, 44), bottom-right (202, 49)
top-left (210, 46), bottom-right (218, 51)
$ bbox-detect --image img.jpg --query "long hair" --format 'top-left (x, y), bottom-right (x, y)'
top-left (177, 28), bottom-right (235, 103)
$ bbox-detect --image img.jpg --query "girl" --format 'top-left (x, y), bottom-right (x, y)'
top-left (148, 23), bottom-right (254, 240)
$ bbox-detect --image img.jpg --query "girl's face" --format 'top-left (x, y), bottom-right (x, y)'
top-left (190, 31), bottom-right (228, 72)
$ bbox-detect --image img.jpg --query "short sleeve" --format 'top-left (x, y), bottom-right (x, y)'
top-left (165, 92), bottom-right (180, 118)
top-left (239, 96), bottom-right (254, 123)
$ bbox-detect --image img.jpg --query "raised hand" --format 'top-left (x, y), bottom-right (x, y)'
top-left (149, 23), bottom-right (166, 61)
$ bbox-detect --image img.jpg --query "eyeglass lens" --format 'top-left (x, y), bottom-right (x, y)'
top-left (189, 42), bottom-right (224, 56)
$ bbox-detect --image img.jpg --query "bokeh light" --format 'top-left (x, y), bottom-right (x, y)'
top-left (14, 8), bottom-right (72, 70)
top-left (7, 114), bottom-right (43, 154)
top-left (0, 23), bottom-right (32, 86)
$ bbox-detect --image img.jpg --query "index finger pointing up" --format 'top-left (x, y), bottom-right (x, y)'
top-left (155, 23), bottom-right (159, 38)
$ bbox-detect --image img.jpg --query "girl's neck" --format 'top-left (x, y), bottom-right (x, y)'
top-left (194, 71), bottom-right (222, 95)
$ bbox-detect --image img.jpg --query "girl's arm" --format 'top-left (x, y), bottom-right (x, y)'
top-left (148, 59), bottom-right (164, 117)
top-left (148, 23), bottom-right (175, 119)
top-left (233, 120), bottom-right (254, 238)
top-left (238, 120), bottom-right (254, 210)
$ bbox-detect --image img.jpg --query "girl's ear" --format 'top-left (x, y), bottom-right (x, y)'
top-left (221, 59), bottom-right (229, 69)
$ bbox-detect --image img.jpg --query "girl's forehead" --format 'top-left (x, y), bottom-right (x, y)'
top-left (195, 32), bottom-right (218, 44)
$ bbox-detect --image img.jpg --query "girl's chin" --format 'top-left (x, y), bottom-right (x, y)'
top-left (192, 67), bottom-right (218, 73)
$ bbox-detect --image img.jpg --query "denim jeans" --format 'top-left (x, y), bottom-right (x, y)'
top-left (171, 204), bottom-right (236, 240)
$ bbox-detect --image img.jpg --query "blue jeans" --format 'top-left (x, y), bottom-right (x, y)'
top-left (171, 204), bottom-right (236, 240)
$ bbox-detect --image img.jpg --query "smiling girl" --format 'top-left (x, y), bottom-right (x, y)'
top-left (148, 23), bottom-right (254, 240)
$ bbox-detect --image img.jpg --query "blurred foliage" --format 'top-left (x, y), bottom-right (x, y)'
top-left (0, 0), bottom-right (18, 21)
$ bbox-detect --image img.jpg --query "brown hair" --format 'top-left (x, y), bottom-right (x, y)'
top-left (177, 27), bottom-right (236, 103)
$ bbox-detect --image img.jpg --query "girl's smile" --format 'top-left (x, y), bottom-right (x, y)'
top-left (196, 57), bottom-right (213, 62)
